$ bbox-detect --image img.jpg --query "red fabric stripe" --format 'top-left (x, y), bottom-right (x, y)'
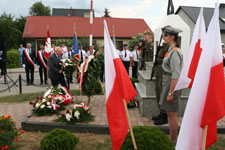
top-left (188, 39), bottom-right (203, 88)
top-left (38, 51), bottom-right (47, 70)
top-left (200, 62), bottom-right (225, 148)
top-left (107, 76), bottom-right (129, 150)
top-left (24, 49), bottom-right (35, 67)
top-left (113, 58), bottom-right (137, 103)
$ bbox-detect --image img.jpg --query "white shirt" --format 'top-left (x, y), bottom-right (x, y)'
top-left (131, 49), bottom-right (140, 62)
top-left (62, 46), bottom-right (67, 53)
top-left (79, 49), bottom-right (87, 62)
top-left (87, 49), bottom-right (96, 56)
top-left (121, 49), bottom-right (132, 61)
top-left (117, 50), bottom-right (121, 57)
top-left (62, 51), bottom-right (72, 59)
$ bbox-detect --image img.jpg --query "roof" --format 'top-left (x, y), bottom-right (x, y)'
top-left (175, 5), bottom-right (225, 30)
top-left (22, 16), bottom-right (152, 38)
top-left (52, 8), bottom-right (95, 17)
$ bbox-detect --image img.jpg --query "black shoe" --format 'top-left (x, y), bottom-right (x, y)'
top-left (31, 83), bottom-right (34, 85)
top-left (26, 83), bottom-right (30, 86)
top-left (152, 113), bottom-right (161, 121)
top-left (40, 83), bottom-right (43, 85)
top-left (154, 117), bottom-right (168, 125)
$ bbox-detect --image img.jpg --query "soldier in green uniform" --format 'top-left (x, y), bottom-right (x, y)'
top-left (159, 26), bottom-right (183, 144)
top-left (153, 26), bottom-right (170, 125)
top-left (140, 32), bottom-right (154, 70)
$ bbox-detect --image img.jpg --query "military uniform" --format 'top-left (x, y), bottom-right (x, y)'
top-left (140, 42), bottom-right (154, 70)
top-left (154, 44), bottom-right (169, 104)
top-left (160, 43), bottom-right (183, 112)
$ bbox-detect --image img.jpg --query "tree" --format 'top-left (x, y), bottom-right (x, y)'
top-left (103, 8), bottom-right (111, 18)
top-left (29, 1), bottom-right (51, 16)
top-left (0, 13), bottom-right (22, 49)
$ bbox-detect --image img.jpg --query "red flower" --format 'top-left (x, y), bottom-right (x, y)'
top-left (61, 114), bottom-right (65, 118)
top-left (4, 145), bottom-right (8, 149)
top-left (29, 101), bottom-right (33, 105)
top-left (66, 109), bottom-right (70, 114)
top-left (1, 147), bottom-right (4, 150)
top-left (0, 131), bottom-right (2, 133)
top-left (20, 130), bottom-right (24, 133)
top-left (15, 138), bottom-right (19, 142)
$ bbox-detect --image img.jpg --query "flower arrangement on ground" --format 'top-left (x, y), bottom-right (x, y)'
top-left (0, 116), bottom-right (24, 150)
top-left (127, 98), bottom-right (139, 108)
top-left (30, 86), bottom-right (73, 116)
top-left (61, 59), bottom-right (77, 76)
top-left (55, 103), bottom-right (94, 124)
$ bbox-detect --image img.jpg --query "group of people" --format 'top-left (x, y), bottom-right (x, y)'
top-left (19, 42), bottom-right (96, 87)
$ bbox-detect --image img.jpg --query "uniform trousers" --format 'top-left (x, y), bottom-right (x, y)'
top-left (132, 61), bottom-right (138, 78)
top-left (123, 61), bottom-right (130, 75)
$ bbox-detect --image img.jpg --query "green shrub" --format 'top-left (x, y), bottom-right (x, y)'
top-left (0, 116), bottom-right (18, 149)
top-left (94, 81), bottom-right (103, 95)
top-left (130, 78), bottom-right (139, 88)
top-left (121, 126), bottom-right (175, 150)
top-left (40, 128), bottom-right (79, 150)
top-left (6, 49), bottom-right (21, 68)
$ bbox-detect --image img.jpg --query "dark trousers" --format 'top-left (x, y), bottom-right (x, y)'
top-left (132, 61), bottom-right (138, 78)
top-left (25, 66), bottom-right (34, 84)
top-left (123, 61), bottom-right (130, 75)
top-left (39, 66), bottom-right (47, 84)
top-left (51, 74), bottom-right (67, 88)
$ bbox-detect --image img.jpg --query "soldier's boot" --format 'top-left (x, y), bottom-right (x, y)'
top-left (152, 113), bottom-right (162, 121)
top-left (153, 113), bottom-right (168, 125)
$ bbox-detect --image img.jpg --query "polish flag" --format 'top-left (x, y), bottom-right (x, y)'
top-left (104, 20), bottom-right (137, 150)
top-left (175, 8), bottom-right (206, 91)
top-left (44, 30), bottom-right (53, 59)
top-left (176, 4), bottom-right (225, 150)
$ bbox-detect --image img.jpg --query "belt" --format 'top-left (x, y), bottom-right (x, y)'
top-left (163, 71), bottom-right (172, 75)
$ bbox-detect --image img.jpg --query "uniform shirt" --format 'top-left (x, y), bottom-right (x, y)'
top-left (143, 42), bottom-right (154, 62)
top-left (79, 49), bottom-right (87, 62)
top-left (131, 49), bottom-right (140, 62)
top-left (117, 50), bottom-right (121, 57)
top-left (121, 49), bottom-right (132, 61)
top-left (62, 51), bottom-right (72, 59)
top-left (62, 46), bottom-right (67, 53)
top-left (87, 49), bottom-right (96, 56)
top-left (162, 43), bottom-right (183, 80)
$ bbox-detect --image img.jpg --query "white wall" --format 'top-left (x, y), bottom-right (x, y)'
top-left (154, 15), bottom-right (191, 62)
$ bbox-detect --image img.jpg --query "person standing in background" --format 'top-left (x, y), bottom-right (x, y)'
top-left (222, 43), bottom-right (225, 67)
top-left (22, 43), bottom-right (36, 85)
top-left (130, 44), bottom-right (139, 78)
top-left (87, 44), bottom-right (96, 56)
top-left (18, 44), bottom-right (25, 67)
top-left (121, 44), bottom-right (132, 74)
top-left (36, 45), bottom-right (47, 85)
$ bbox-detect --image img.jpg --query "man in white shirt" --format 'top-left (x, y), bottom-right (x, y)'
top-left (79, 44), bottom-right (87, 63)
top-left (130, 44), bottom-right (140, 78)
top-left (62, 47), bottom-right (72, 59)
top-left (87, 44), bottom-right (96, 56)
top-left (121, 44), bottom-right (132, 74)
top-left (62, 44), bottom-right (67, 53)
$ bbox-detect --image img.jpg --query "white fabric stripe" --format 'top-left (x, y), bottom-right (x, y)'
top-left (175, 8), bottom-right (206, 91)
top-left (38, 51), bottom-right (47, 69)
top-left (104, 20), bottom-right (119, 100)
top-left (24, 49), bottom-right (35, 66)
top-left (176, 4), bottom-right (222, 150)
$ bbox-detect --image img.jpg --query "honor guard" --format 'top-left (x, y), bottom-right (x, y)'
top-left (130, 44), bottom-right (140, 78)
top-left (121, 44), bottom-right (132, 74)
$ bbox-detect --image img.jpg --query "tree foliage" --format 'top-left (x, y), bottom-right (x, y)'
top-left (0, 13), bottom-right (24, 49)
top-left (103, 8), bottom-right (111, 18)
top-left (29, 1), bottom-right (51, 16)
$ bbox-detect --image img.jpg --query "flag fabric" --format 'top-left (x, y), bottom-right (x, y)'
top-left (175, 8), bottom-right (206, 91)
top-left (176, 4), bottom-right (225, 150)
top-left (71, 32), bottom-right (80, 62)
top-left (104, 20), bottom-right (137, 150)
top-left (44, 30), bottom-right (53, 59)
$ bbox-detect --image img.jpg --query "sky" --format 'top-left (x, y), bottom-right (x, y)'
top-left (0, 0), bottom-right (225, 31)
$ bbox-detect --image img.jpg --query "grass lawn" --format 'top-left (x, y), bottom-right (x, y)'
top-left (8, 132), bottom-right (112, 150)
top-left (7, 132), bottom-right (225, 150)
top-left (0, 90), bottom-right (80, 103)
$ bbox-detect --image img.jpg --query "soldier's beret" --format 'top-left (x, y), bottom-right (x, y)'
top-left (78, 44), bottom-right (83, 46)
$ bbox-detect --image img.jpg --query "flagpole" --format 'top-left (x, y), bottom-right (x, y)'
top-left (74, 22), bottom-right (82, 101)
top-left (123, 99), bottom-right (137, 150)
top-left (202, 125), bottom-right (208, 150)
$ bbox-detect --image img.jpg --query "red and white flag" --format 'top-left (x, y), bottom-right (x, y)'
top-left (175, 8), bottom-right (206, 91)
top-left (44, 30), bottom-right (53, 59)
top-left (176, 4), bottom-right (225, 150)
top-left (104, 20), bottom-right (136, 150)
